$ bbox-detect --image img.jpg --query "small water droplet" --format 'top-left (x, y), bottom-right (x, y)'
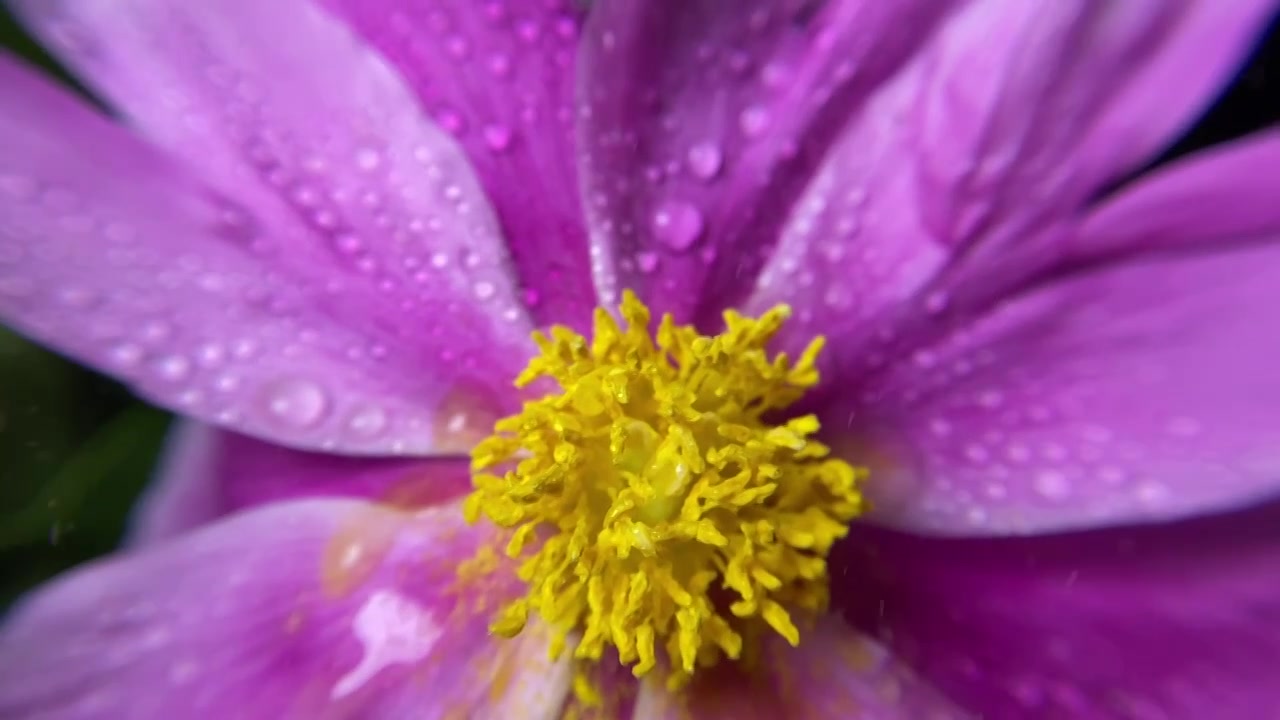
top-left (651, 201), bottom-right (704, 252)
top-left (738, 105), bottom-right (771, 137)
top-left (354, 147), bottom-right (382, 171)
top-left (636, 251), bottom-right (660, 273)
top-left (109, 342), bottom-right (144, 367)
top-left (522, 287), bottom-right (541, 308)
top-left (262, 378), bottom-right (329, 429)
top-left (685, 142), bottom-right (723, 181)
top-left (488, 53), bottom-right (512, 77)
top-left (1034, 470), bottom-right (1070, 500)
top-left (347, 405), bottom-right (388, 438)
top-left (436, 108), bottom-right (466, 134)
top-left (152, 355), bottom-right (192, 382)
top-left (482, 124), bottom-right (513, 152)
top-left (209, 195), bottom-right (259, 244)
top-left (445, 35), bottom-right (470, 59)
top-left (474, 280), bottom-right (496, 301)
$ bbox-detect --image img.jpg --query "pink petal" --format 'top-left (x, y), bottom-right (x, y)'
top-left (837, 500), bottom-right (1280, 718)
top-left (0, 498), bottom-right (573, 719)
top-left (578, 0), bottom-right (953, 326)
top-left (634, 617), bottom-right (968, 719)
top-left (0, 29), bottom-right (529, 456)
top-left (1080, 130), bottom-right (1280, 258)
top-left (825, 233), bottom-right (1280, 534)
top-left (131, 421), bottom-right (472, 545)
top-left (324, 0), bottom-right (597, 331)
top-left (746, 0), bottom-right (1276, 364)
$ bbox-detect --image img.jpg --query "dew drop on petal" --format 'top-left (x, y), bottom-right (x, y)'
top-left (738, 105), bottom-right (771, 137)
top-left (354, 147), bottom-right (382, 172)
top-left (1033, 470), bottom-right (1070, 500)
top-left (262, 377), bottom-right (330, 429)
top-left (651, 201), bottom-right (704, 252)
top-left (636, 251), bottom-right (660, 273)
top-left (152, 354), bottom-right (192, 382)
top-left (347, 405), bottom-right (388, 438)
top-left (482, 124), bottom-right (513, 152)
top-left (685, 142), bottom-right (723, 181)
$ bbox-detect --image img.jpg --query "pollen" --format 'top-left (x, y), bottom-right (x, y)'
top-left (463, 290), bottom-right (865, 690)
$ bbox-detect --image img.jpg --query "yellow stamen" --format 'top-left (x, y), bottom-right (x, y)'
top-left (463, 290), bottom-right (865, 691)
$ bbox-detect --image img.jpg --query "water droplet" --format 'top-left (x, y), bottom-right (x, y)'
top-left (517, 19), bottom-right (542, 43)
top-left (152, 355), bottom-right (192, 382)
top-left (354, 147), bottom-right (382, 171)
top-left (522, 287), bottom-right (541, 308)
top-left (195, 342), bottom-right (226, 368)
top-left (482, 124), bottom-right (513, 152)
top-left (738, 105), bottom-right (770, 137)
top-left (436, 108), bottom-right (466, 134)
top-left (488, 53), bottom-right (512, 78)
top-left (445, 35), bottom-right (470, 59)
top-left (685, 142), bottom-right (723, 181)
top-left (651, 201), bottom-right (704, 252)
top-left (347, 405), bottom-right (388, 438)
top-left (262, 378), bottom-right (329, 429)
top-left (334, 234), bottom-right (364, 255)
top-left (636, 251), bottom-right (660, 273)
top-left (474, 280), bottom-right (496, 301)
top-left (209, 195), bottom-right (258, 244)
top-left (1033, 470), bottom-right (1070, 500)
top-left (109, 342), bottom-right (144, 367)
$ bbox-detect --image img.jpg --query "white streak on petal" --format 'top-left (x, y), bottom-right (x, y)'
top-left (331, 589), bottom-right (442, 700)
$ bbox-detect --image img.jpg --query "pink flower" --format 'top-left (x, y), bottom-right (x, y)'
top-left (2, 1), bottom-right (1279, 718)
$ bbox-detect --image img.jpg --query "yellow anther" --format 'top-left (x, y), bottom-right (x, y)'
top-left (464, 290), bottom-right (865, 690)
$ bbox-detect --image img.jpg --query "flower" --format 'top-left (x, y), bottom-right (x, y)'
top-left (1, 0), bottom-right (1279, 717)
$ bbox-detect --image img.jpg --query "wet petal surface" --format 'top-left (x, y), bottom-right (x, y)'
top-left (0, 5), bottom-right (531, 455)
top-left (325, 0), bottom-right (597, 330)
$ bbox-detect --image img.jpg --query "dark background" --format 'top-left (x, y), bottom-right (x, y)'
top-left (1, 10), bottom-right (1278, 609)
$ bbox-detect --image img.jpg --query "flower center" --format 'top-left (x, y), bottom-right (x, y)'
top-left (463, 291), bottom-right (865, 692)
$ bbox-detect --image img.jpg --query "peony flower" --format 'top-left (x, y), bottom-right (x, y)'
top-left (2, 0), bottom-right (1279, 718)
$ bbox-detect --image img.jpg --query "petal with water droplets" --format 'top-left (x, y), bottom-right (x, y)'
top-left (0, 498), bottom-right (571, 719)
top-left (323, 0), bottom-right (598, 330)
top-left (745, 0), bottom-right (1276, 367)
top-left (0, 55), bottom-right (524, 456)
top-left (578, 0), bottom-right (953, 326)
top-left (827, 236), bottom-right (1280, 534)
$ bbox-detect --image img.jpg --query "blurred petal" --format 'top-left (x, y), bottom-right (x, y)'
top-left (634, 618), bottom-right (968, 719)
top-left (838, 500), bottom-right (1280, 719)
top-left (1080, 131), bottom-right (1280, 257)
top-left (579, 0), bottom-right (952, 326)
top-left (131, 422), bottom-right (471, 545)
top-left (0, 498), bottom-right (572, 719)
top-left (0, 36), bottom-right (527, 456)
top-left (825, 238), bottom-right (1280, 534)
top-left (129, 421), bottom-right (224, 544)
top-left (747, 0), bottom-right (1276, 363)
top-left (326, 0), bottom-right (597, 330)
